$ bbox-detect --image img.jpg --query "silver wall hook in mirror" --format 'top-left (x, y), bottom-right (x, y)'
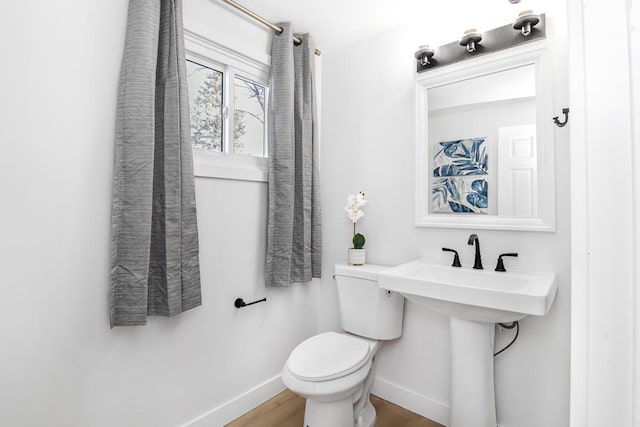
top-left (513, 10), bottom-right (540, 36)
top-left (414, 45), bottom-right (435, 66)
top-left (459, 29), bottom-right (482, 53)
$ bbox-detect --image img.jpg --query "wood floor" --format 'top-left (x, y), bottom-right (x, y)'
top-left (226, 390), bottom-right (443, 427)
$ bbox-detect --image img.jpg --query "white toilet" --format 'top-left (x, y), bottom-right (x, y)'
top-left (282, 263), bottom-right (405, 427)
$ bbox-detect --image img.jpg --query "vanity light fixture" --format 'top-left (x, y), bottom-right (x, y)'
top-left (414, 45), bottom-right (435, 66)
top-left (414, 14), bottom-right (545, 72)
top-left (459, 29), bottom-right (482, 53)
top-left (513, 10), bottom-right (540, 36)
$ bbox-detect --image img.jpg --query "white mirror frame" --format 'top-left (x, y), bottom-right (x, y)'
top-left (415, 40), bottom-right (555, 232)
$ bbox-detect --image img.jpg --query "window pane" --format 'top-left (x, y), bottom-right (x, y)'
top-left (233, 76), bottom-right (267, 156)
top-left (186, 60), bottom-right (223, 152)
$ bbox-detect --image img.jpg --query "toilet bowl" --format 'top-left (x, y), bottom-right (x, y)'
top-left (282, 332), bottom-right (380, 427)
top-left (282, 264), bottom-right (405, 427)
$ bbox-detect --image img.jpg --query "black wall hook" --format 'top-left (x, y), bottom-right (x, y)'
top-left (234, 297), bottom-right (267, 308)
top-left (553, 108), bottom-right (570, 127)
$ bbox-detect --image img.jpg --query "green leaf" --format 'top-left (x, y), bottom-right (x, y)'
top-left (353, 233), bottom-right (366, 249)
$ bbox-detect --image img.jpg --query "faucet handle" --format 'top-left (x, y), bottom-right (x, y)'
top-left (495, 253), bottom-right (518, 272)
top-left (442, 248), bottom-right (462, 267)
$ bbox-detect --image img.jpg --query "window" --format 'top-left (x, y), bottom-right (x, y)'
top-left (186, 60), bottom-right (224, 152)
top-left (186, 49), bottom-right (268, 158)
top-left (233, 75), bottom-right (267, 156)
top-left (184, 31), bottom-right (270, 181)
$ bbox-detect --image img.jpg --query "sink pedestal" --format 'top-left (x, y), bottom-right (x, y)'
top-left (449, 317), bottom-right (497, 427)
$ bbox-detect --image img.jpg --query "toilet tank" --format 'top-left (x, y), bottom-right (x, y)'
top-left (334, 263), bottom-right (405, 340)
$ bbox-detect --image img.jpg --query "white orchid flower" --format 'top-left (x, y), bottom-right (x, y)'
top-left (344, 191), bottom-right (367, 223)
top-left (346, 208), bottom-right (364, 223)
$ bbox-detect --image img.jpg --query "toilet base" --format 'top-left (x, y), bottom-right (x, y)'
top-left (304, 397), bottom-right (352, 427)
top-left (302, 394), bottom-right (376, 427)
top-left (356, 398), bottom-right (376, 427)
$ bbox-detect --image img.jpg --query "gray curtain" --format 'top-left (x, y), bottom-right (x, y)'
top-left (266, 24), bottom-right (321, 287)
top-left (110, 0), bottom-right (201, 327)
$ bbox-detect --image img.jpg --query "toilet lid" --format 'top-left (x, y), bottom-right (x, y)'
top-left (287, 332), bottom-right (371, 382)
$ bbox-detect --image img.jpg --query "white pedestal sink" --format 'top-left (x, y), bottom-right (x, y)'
top-left (378, 260), bottom-right (557, 427)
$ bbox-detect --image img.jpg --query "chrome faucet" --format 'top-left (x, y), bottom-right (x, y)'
top-left (467, 234), bottom-right (483, 270)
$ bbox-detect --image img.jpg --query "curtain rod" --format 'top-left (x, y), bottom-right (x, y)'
top-left (221, 0), bottom-right (321, 56)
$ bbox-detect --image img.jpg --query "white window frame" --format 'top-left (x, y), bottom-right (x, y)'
top-left (184, 29), bottom-right (269, 182)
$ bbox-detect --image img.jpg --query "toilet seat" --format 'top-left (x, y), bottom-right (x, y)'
top-left (287, 332), bottom-right (372, 382)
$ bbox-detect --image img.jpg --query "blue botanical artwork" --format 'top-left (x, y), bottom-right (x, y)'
top-left (433, 138), bottom-right (488, 177)
top-left (432, 177), bottom-right (488, 214)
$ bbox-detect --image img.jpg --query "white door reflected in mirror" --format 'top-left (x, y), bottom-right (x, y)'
top-left (498, 124), bottom-right (537, 217)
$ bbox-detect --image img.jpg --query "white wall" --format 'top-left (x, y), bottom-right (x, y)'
top-left (321, 8), bottom-right (571, 427)
top-left (568, 1), bottom-right (639, 426)
top-left (0, 1), bottom-right (319, 426)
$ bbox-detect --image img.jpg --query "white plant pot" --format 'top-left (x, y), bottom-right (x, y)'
top-left (348, 249), bottom-right (366, 266)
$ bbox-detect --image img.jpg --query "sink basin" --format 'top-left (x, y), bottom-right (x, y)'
top-left (378, 259), bottom-right (557, 323)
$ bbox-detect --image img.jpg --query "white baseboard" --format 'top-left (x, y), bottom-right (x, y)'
top-left (371, 377), bottom-right (450, 426)
top-left (182, 374), bottom-right (449, 426)
top-left (183, 374), bottom-right (286, 427)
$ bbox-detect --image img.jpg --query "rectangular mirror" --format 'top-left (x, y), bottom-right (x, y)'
top-left (415, 41), bottom-right (555, 231)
